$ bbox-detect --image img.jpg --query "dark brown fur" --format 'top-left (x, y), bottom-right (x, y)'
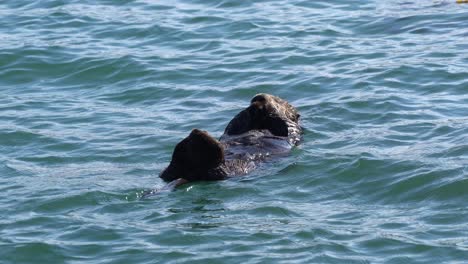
top-left (159, 93), bottom-right (301, 183)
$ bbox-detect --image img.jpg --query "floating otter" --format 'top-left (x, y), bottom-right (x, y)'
top-left (144, 94), bottom-right (301, 195)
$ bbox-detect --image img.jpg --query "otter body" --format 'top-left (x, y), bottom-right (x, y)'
top-left (159, 93), bottom-right (301, 185)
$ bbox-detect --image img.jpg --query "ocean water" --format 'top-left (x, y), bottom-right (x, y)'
top-left (1, 0), bottom-right (467, 263)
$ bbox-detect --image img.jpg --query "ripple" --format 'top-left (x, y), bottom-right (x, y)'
top-left (2, 242), bottom-right (68, 263)
top-left (1, 0), bottom-right (468, 262)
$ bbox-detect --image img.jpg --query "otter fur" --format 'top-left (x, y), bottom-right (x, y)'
top-left (158, 93), bottom-right (301, 185)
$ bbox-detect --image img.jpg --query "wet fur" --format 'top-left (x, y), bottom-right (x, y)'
top-left (159, 93), bottom-right (302, 183)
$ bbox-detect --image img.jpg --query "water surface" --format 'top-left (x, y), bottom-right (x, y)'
top-left (1, 0), bottom-right (467, 263)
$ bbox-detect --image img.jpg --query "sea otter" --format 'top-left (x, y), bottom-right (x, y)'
top-left (144, 94), bottom-right (301, 195)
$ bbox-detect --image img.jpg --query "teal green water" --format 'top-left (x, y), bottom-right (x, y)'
top-left (1, 0), bottom-right (467, 263)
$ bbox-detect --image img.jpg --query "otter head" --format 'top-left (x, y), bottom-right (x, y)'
top-left (224, 93), bottom-right (300, 137)
top-left (159, 129), bottom-right (227, 182)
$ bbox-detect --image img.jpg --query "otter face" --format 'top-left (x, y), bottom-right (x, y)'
top-left (224, 93), bottom-right (300, 137)
top-left (159, 129), bottom-right (226, 182)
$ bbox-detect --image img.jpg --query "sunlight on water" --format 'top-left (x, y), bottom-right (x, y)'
top-left (0, 0), bottom-right (467, 263)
